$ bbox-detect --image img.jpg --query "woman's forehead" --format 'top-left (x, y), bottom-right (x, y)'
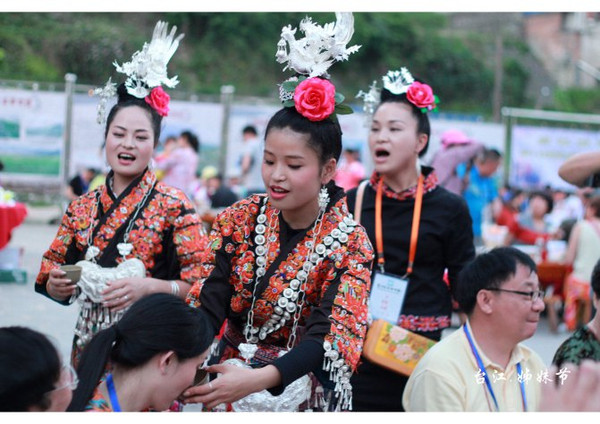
top-left (265, 128), bottom-right (314, 155)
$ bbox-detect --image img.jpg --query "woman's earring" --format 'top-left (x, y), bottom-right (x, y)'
top-left (318, 185), bottom-right (329, 212)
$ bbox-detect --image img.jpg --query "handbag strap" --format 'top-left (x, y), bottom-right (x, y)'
top-left (353, 179), bottom-right (369, 224)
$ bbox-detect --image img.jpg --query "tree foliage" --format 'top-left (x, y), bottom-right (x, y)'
top-left (0, 12), bottom-right (552, 116)
top-left (553, 87), bottom-right (600, 114)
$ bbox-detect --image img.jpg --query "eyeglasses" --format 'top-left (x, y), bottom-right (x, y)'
top-left (487, 288), bottom-right (545, 302)
top-left (50, 363), bottom-right (79, 392)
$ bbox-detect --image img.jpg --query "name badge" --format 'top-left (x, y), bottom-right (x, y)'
top-left (368, 271), bottom-right (409, 324)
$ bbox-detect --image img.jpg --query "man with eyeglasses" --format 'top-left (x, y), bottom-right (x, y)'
top-left (403, 246), bottom-right (547, 411)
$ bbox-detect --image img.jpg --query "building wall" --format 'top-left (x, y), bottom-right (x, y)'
top-left (524, 12), bottom-right (600, 89)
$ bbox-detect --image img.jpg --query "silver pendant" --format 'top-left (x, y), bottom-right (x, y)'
top-left (239, 342), bottom-right (259, 362)
top-left (224, 355), bottom-right (312, 412)
top-left (85, 246), bottom-right (100, 261)
top-left (117, 242), bottom-right (133, 257)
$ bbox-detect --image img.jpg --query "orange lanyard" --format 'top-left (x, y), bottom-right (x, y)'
top-left (375, 174), bottom-right (424, 275)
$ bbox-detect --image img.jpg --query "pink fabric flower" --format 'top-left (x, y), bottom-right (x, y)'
top-left (406, 81), bottom-right (436, 110)
top-left (293, 77), bottom-right (336, 121)
top-left (145, 86), bottom-right (170, 117)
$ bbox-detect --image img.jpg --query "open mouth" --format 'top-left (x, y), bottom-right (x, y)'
top-left (118, 153), bottom-right (136, 162)
top-left (374, 148), bottom-right (390, 158)
top-left (271, 186), bottom-right (289, 194)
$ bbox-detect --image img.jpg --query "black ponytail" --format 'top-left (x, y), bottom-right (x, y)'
top-left (68, 293), bottom-right (214, 411)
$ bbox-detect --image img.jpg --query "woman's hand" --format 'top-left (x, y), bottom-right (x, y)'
top-left (46, 268), bottom-right (77, 301)
top-left (539, 361), bottom-right (600, 412)
top-left (101, 276), bottom-right (150, 312)
top-left (180, 363), bottom-right (281, 410)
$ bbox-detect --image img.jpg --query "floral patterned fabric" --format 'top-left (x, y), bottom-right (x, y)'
top-left (368, 168), bottom-right (438, 201)
top-left (35, 168), bottom-right (208, 365)
top-left (84, 384), bottom-right (112, 412)
top-left (83, 377), bottom-right (183, 412)
top-left (552, 325), bottom-right (600, 367)
top-left (563, 273), bottom-right (592, 332)
top-left (186, 188), bottom-right (374, 409)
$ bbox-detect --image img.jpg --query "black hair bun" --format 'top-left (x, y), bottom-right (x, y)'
top-left (116, 83), bottom-right (140, 104)
top-left (380, 87), bottom-right (400, 102)
top-left (380, 76), bottom-right (428, 103)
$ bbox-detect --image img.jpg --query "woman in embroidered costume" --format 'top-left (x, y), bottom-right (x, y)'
top-left (349, 68), bottom-right (476, 411)
top-left (34, 22), bottom-right (208, 366)
top-left (182, 13), bottom-right (373, 412)
top-left (67, 293), bottom-right (213, 412)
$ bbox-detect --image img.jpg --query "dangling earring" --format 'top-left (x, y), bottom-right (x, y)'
top-left (318, 185), bottom-right (329, 213)
top-left (148, 158), bottom-right (155, 171)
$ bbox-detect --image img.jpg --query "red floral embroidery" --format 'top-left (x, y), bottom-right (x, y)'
top-left (36, 169), bottom-right (208, 290)
top-left (369, 170), bottom-right (439, 201)
top-left (237, 251), bottom-right (256, 283)
top-left (263, 277), bottom-right (284, 303)
top-left (186, 193), bottom-right (374, 374)
top-left (397, 314), bottom-right (450, 332)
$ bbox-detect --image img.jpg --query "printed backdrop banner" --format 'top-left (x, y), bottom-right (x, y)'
top-left (225, 104), bottom-right (374, 178)
top-left (0, 89), bottom-right (66, 175)
top-left (510, 124), bottom-right (600, 191)
top-left (1, 86), bottom-right (512, 183)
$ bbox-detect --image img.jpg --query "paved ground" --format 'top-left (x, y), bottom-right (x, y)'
top-left (0, 205), bottom-right (78, 359)
top-left (0, 205), bottom-right (572, 387)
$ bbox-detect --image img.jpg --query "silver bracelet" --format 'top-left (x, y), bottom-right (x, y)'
top-left (170, 280), bottom-right (180, 297)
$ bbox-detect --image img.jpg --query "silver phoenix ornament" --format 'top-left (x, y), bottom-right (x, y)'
top-left (276, 12), bottom-right (361, 79)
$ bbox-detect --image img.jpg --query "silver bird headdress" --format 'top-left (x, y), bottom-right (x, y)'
top-left (276, 12), bottom-right (360, 122)
top-left (93, 21), bottom-right (184, 124)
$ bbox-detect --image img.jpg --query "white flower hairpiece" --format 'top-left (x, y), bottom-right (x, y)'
top-left (92, 78), bottom-right (117, 124)
top-left (276, 12), bottom-right (361, 79)
top-left (357, 67), bottom-right (439, 126)
top-left (356, 80), bottom-right (380, 126)
top-left (382, 68), bottom-right (415, 95)
top-left (93, 21), bottom-right (184, 124)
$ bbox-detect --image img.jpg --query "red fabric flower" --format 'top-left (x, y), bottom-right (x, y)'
top-left (293, 77), bottom-right (336, 121)
top-left (406, 81), bottom-right (436, 110)
top-left (145, 86), bottom-right (170, 117)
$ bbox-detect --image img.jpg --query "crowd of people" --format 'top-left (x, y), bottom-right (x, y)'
top-left (3, 15), bottom-right (600, 414)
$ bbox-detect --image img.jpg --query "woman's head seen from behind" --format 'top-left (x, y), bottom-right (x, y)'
top-left (0, 326), bottom-right (73, 412)
top-left (69, 293), bottom-right (214, 412)
top-left (585, 195), bottom-right (600, 219)
top-left (178, 130), bottom-right (200, 153)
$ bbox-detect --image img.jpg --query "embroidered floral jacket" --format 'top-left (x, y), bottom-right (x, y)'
top-left (186, 186), bottom-right (373, 409)
top-left (35, 169), bottom-right (208, 363)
